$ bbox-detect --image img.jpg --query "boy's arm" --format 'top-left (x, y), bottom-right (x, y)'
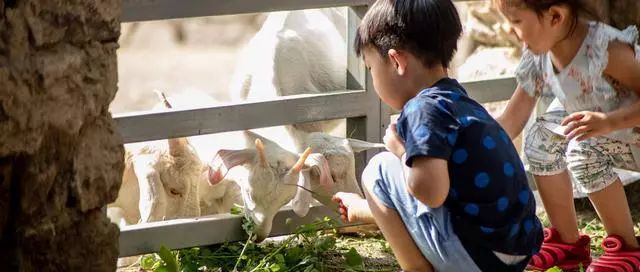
top-left (495, 85), bottom-right (537, 139)
top-left (404, 156), bottom-right (449, 209)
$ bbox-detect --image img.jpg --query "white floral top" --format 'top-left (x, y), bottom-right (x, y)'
top-left (516, 21), bottom-right (640, 144)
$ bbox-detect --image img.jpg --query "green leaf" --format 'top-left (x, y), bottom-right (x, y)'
top-left (303, 265), bottom-right (316, 272)
top-left (314, 236), bottom-right (335, 252)
top-left (285, 246), bottom-right (303, 265)
top-left (141, 255), bottom-right (158, 270)
top-left (300, 255), bottom-right (318, 265)
top-left (158, 245), bottom-right (179, 272)
top-left (545, 267), bottom-right (563, 272)
top-left (269, 263), bottom-right (281, 271)
top-left (344, 247), bottom-right (364, 268)
top-left (230, 206), bottom-right (243, 215)
top-left (155, 266), bottom-right (170, 272)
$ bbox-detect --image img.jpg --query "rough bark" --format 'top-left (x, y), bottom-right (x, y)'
top-left (0, 0), bottom-right (123, 271)
top-left (607, 0), bottom-right (640, 29)
top-left (583, 0), bottom-right (640, 28)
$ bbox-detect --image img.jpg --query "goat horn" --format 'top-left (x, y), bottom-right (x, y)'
top-left (255, 138), bottom-right (267, 166)
top-left (292, 147), bottom-right (312, 172)
top-left (153, 89), bottom-right (172, 109)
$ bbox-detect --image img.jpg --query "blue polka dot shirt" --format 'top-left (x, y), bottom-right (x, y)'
top-left (396, 78), bottom-right (543, 259)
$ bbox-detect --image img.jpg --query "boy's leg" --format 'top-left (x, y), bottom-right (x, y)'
top-left (360, 152), bottom-right (432, 271)
top-left (363, 185), bottom-right (433, 271)
top-left (360, 152), bottom-right (482, 272)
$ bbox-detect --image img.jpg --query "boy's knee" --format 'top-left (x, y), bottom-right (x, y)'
top-left (361, 152), bottom-right (401, 193)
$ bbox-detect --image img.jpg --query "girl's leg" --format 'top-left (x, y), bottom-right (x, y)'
top-left (566, 137), bottom-right (639, 248)
top-left (524, 108), bottom-right (580, 243)
top-left (524, 110), bottom-right (592, 270)
top-left (566, 138), bottom-right (640, 271)
top-left (362, 179), bottom-right (433, 272)
top-left (534, 171), bottom-right (581, 243)
top-left (587, 179), bottom-right (639, 248)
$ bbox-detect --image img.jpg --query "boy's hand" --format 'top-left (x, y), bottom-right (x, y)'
top-left (562, 111), bottom-right (614, 141)
top-left (383, 123), bottom-right (405, 158)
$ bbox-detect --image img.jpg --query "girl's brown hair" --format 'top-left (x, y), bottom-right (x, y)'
top-left (495, 0), bottom-right (601, 36)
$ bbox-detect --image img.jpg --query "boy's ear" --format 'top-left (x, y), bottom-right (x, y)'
top-left (388, 49), bottom-right (407, 76)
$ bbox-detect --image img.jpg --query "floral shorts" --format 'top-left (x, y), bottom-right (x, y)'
top-left (523, 104), bottom-right (639, 194)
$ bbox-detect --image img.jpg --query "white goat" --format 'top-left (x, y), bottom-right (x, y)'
top-left (208, 130), bottom-right (383, 242)
top-left (229, 7), bottom-right (347, 135)
top-left (208, 7), bottom-right (385, 241)
top-left (107, 91), bottom-right (241, 227)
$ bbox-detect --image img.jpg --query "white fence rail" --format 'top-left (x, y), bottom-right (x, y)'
top-left (115, 0), bottom-right (513, 257)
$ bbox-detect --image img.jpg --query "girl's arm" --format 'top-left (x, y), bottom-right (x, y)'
top-left (563, 41), bottom-right (640, 140)
top-left (604, 41), bottom-right (640, 129)
top-left (495, 85), bottom-right (538, 139)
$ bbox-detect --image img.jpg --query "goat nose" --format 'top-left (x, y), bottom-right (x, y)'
top-left (254, 234), bottom-right (267, 243)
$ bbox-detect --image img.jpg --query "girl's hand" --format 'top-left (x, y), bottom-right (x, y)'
top-left (383, 123), bottom-right (405, 158)
top-left (562, 111), bottom-right (615, 141)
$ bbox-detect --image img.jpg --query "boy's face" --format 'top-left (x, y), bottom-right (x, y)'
top-left (362, 47), bottom-right (406, 111)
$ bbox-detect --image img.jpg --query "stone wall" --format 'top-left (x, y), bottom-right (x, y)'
top-left (0, 0), bottom-right (123, 271)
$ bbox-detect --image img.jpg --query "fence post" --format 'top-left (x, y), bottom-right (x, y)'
top-left (346, 5), bottom-right (391, 188)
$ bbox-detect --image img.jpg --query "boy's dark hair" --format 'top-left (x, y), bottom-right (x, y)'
top-left (495, 0), bottom-right (600, 37)
top-left (354, 0), bottom-right (462, 68)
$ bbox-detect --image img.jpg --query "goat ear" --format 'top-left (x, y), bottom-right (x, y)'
top-left (242, 130), bottom-right (279, 148)
top-left (304, 153), bottom-right (334, 190)
top-left (292, 169), bottom-right (313, 217)
top-left (209, 149), bottom-right (256, 186)
top-left (347, 138), bottom-right (385, 153)
top-left (168, 137), bottom-right (190, 157)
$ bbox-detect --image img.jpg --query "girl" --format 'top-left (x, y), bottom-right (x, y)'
top-left (495, 0), bottom-right (640, 271)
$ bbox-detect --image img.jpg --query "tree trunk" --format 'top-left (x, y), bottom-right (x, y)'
top-left (0, 0), bottom-right (123, 271)
top-left (585, 0), bottom-right (640, 28)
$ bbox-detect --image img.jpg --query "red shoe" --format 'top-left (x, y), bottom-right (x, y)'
top-left (588, 235), bottom-right (640, 272)
top-left (527, 228), bottom-right (592, 271)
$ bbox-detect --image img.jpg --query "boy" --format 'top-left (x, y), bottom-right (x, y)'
top-left (332, 0), bottom-right (543, 271)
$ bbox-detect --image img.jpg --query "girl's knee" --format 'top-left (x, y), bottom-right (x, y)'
top-left (566, 139), bottom-right (618, 193)
top-left (523, 121), bottom-right (568, 174)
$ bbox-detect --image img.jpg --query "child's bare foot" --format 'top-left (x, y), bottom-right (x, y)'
top-left (332, 192), bottom-right (376, 224)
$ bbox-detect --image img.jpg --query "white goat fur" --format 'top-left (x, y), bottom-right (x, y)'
top-left (229, 7), bottom-right (347, 135)
top-left (211, 130), bottom-right (383, 242)
top-left (107, 91), bottom-right (242, 227)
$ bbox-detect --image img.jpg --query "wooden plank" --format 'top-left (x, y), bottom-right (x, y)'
top-left (121, 0), bottom-right (486, 22)
top-left (118, 205), bottom-right (357, 257)
top-left (346, 6), bottom-right (370, 185)
top-left (122, 0), bottom-right (374, 22)
top-left (463, 77), bottom-right (517, 104)
top-left (346, 6), bottom-right (367, 91)
top-left (114, 90), bottom-right (367, 144)
top-left (113, 79), bottom-right (517, 145)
